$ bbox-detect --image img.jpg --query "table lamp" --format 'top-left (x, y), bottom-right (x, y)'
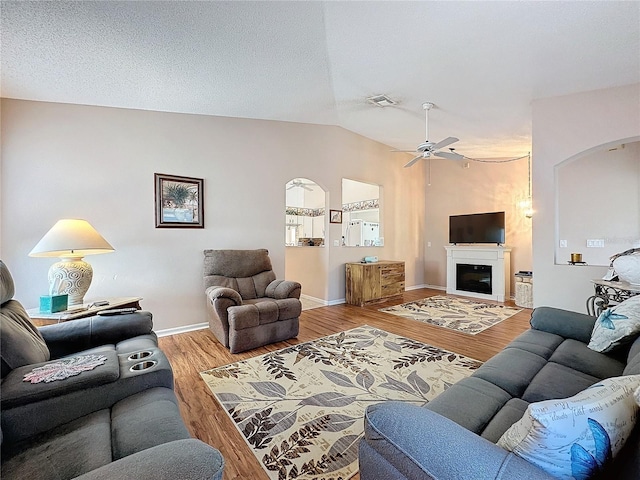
top-left (29, 219), bottom-right (115, 305)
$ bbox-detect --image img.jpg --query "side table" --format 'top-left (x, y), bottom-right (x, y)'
top-left (586, 280), bottom-right (640, 316)
top-left (26, 296), bottom-right (142, 327)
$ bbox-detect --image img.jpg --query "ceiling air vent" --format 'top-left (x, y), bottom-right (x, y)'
top-left (366, 94), bottom-right (397, 107)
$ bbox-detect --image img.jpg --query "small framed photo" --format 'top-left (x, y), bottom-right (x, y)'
top-left (155, 173), bottom-right (204, 228)
top-left (329, 209), bottom-right (343, 224)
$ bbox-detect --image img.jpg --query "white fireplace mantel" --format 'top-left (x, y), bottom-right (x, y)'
top-left (445, 245), bottom-right (512, 302)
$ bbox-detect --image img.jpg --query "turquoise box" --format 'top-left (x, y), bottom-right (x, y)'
top-left (39, 294), bottom-right (68, 313)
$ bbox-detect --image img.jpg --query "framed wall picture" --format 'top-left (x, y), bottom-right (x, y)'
top-left (329, 209), bottom-right (343, 224)
top-left (154, 173), bottom-right (204, 228)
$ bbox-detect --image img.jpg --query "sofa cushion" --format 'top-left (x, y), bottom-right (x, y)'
top-left (498, 375), bottom-right (640, 480)
top-left (481, 398), bottom-right (529, 443)
top-left (228, 304), bottom-right (259, 330)
top-left (245, 299), bottom-right (279, 324)
top-left (522, 362), bottom-right (600, 403)
top-left (549, 339), bottom-right (626, 379)
top-left (473, 347), bottom-right (548, 398)
top-left (1, 300), bottom-right (50, 378)
top-left (111, 387), bottom-right (191, 460)
top-left (530, 307), bottom-right (596, 344)
top-left (505, 329), bottom-right (564, 360)
top-left (272, 298), bottom-right (302, 320)
top-left (203, 248), bottom-right (272, 278)
top-left (588, 296), bottom-right (640, 353)
top-left (1, 260), bottom-right (15, 304)
top-left (628, 335), bottom-right (640, 363)
top-left (626, 354), bottom-right (640, 375)
top-left (1, 409), bottom-right (113, 480)
top-left (425, 376), bottom-right (512, 434)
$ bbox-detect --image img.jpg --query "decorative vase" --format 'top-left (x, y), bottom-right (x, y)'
top-left (613, 254), bottom-right (640, 285)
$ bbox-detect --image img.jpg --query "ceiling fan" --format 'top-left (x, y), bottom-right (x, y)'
top-left (396, 102), bottom-right (465, 168)
top-left (286, 179), bottom-right (314, 191)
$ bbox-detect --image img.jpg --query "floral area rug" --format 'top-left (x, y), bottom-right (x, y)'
top-left (379, 295), bottom-right (521, 335)
top-left (200, 325), bottom-right (481, 480)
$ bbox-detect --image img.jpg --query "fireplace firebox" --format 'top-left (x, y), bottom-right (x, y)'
top-left (445, 245), bottom-right (510, 302)
top-left (456, 264), bottom-right (492, 294)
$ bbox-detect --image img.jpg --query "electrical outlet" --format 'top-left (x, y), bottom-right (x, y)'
top-left (427, 242), bottom-right (432, 247)
top-left (333, 240), bottom-right (340, 247)
top-left (559, 240), bottom-right (567, 248)
top-left (586, 239), bottom-right (605, 248)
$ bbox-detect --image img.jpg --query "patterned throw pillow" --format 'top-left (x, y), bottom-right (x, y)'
top-left (497, 375), bottom-right (640, 480)
top-left (588, 295), bottom-right (640, 353)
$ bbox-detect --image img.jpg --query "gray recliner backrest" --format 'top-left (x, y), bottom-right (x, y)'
top-left (203, 249), bottom-right (277, 299)
top-left (1, 260), bottom-right (50, 378)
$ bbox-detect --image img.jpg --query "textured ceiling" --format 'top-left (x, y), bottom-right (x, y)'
top-left (2, 1), bottom-right (639, 158)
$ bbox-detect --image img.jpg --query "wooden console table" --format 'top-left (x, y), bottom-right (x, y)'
top-left (586, 280), bottom-right (640, 316)
top-left (27, 296), bottom-right (142, 326)
top-left (345, 261), bottom-right (405, 306)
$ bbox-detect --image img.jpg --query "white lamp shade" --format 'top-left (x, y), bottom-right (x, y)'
top-left (29, 219), bottom-right (114, 258)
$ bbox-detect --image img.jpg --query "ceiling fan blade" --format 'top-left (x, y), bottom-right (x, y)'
top-left (434, 150), bottom-right (465, 161)
top-left (404, 155), bottom-right (422, 168)
top-left (391, 149), bottom-right (419, 153)
top-left (432, 137), bottom-right (459, 150)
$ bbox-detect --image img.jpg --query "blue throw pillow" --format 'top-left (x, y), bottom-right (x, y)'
top-left (588, 296), bottom-right (640, 353)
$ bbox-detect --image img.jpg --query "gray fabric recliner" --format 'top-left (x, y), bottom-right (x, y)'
top-left (204, 249), bottom-right (301, 353)
top-left (0, 260), bottom-right (224, 479)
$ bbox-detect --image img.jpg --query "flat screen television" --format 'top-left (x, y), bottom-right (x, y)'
top-left (449, 211), bottom-right (505, 245)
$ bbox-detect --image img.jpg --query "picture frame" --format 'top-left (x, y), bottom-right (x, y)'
top-left (154, 173), bottom-right (204, 228)
top-left (329, 209), bottom-right (343, 224)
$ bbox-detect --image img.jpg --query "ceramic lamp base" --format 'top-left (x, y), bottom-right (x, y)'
top-left (48, 258), bottom-right (93, 305)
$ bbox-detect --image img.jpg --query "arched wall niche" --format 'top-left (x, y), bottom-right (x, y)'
top-left (555, 137), bottom-right (640, 266)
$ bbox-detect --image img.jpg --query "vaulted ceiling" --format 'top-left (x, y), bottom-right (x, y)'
top-left (2, 1), bottom-right (639, 158)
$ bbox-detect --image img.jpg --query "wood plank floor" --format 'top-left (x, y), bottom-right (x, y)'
top-left (159, 288), bottom-right (533, 480)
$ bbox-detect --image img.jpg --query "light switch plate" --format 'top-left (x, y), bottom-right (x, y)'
top-left (559, 240), bottom-right (567, 248)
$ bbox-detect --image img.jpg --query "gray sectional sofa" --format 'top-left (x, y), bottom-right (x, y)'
top-left (360, 306), bottom-right (640, 479)
top-left (1, 260), bottom-right (224, 479)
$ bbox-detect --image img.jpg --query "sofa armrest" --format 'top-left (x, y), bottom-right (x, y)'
top-left (529, 307), bottom-right (596, 344)
top-left (73, 439), bottom-right (224, 480)
top-left (205, 286), bottom-right (242, 304)
top-left (1, 350), bottom-right (119, 409)
top-left (361, 402), bottom-right (555, 480)
top-left (265, 279), bottom-right (301, 299)
top-left (39, 312), bottom-right (154, 359)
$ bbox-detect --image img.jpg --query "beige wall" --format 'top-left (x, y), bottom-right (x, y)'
top-left (557, 142), bottom-right (639, 266)
top-left (0, 99), bottom-right (427, 330)
top-left (532, 83), bottom-right (640, 312)
top-left (285, 246), bottom-right (328, 301)
top-left (423, 157), bottom-right (533, 294)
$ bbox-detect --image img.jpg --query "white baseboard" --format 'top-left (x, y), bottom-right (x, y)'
top-left (406, 284), bottom-right (446, 291)
top-left (156, 322), bottom-right (208, 338)
top-left (300, 293), bottom-right (328, 305)
top-left (300, 294), bottom-right (345, 306)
